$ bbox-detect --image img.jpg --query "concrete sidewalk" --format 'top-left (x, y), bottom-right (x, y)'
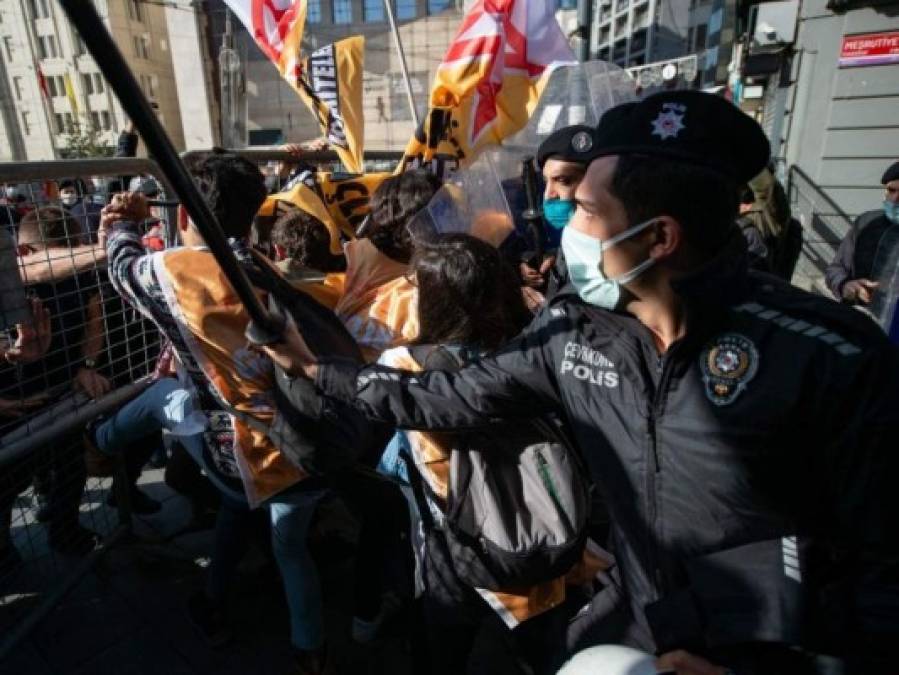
top-left (0, 469), bottom-right (413, 675)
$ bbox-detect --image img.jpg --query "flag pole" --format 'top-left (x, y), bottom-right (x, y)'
top-left (382, 0), bottom-right (420, 127)
top-left (56, 0), bottom-right (285, 345)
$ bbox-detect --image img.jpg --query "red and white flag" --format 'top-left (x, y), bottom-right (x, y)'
top-left (401, 0), bottom-right (576, 173)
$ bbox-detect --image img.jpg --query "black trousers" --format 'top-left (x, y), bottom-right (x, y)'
top-left (1, 429), bottom-right (87, 542)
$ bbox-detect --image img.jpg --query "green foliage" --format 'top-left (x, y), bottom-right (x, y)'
top-left (59, 117), bottom-right (114, 158)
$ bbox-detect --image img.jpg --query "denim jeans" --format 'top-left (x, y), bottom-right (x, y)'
top-left (206, 484), bottom-right (326, 650)
top-left (95, 377), bottom-right (326, 649)
top-left (95, 377), bottom-right (198, 454)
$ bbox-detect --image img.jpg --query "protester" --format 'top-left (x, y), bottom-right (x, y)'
top-left (825, 160), bottom-right (899, 306)
top-left (335, 170), bottom-right (442, 359)
top-left (1, 207), bottom-right (111, 555)
top-left (271, 209), bottom-right (346, 279)
top-left (99, 152), bottom-right (335, 672)
top-left (737, 166), bottom-right (801, 280)
top-left (261, 92), bottom-right (899, 674)
top-left (59, 178), bottom-right (103, 239)
top-left (737, 187), bottom-right (771, 272)
top-left (0, 297), bottom-right (53, 571)
top-left (373, 232), bottom-right (605, 675)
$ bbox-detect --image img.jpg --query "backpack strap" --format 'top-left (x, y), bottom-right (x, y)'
top-left (399, 444), bottom-right (437, 532)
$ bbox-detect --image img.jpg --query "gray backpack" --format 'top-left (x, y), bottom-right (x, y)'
top-left (407, 346), bottom-right (592, 591)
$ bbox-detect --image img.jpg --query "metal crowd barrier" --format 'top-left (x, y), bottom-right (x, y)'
top-left (787, 164), bottom-right (855, 295)
top-left (0, 157), bottom-right (169, 659)
top-left (0, 148), bottom-right (401, 658)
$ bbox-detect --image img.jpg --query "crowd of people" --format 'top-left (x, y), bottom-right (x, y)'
top-left (0, 90), bottom-right (897, 675)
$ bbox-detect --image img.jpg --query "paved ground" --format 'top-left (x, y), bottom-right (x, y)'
top-left (0, 469), bottom-right (413, 675)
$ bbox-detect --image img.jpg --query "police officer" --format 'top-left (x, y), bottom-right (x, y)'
top-left (262, 92), bottom-right (899, 674)
top-left (520, 125), bottom-right (592, 292)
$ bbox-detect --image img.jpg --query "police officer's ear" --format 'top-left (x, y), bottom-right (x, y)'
top-left (645, 215), bottom-right (683, 263)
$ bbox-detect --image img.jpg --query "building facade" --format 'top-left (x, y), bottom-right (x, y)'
top-left (591, 0), bottom-right (690, 68)
top-left (0, 0), bottom-right (216, 161)
top-left (746, 0), bottom-right (899, 292)
top-left (204, 0), bottom-right (465, 151)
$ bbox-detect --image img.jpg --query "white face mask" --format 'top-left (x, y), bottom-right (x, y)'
top-left (561, 218), bottom-right (657, 310)
top-left (60, 194), bottom-right (78, 206)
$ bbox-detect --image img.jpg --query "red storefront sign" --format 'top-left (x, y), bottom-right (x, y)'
top-left (839, 30), bottom-right (899, 67)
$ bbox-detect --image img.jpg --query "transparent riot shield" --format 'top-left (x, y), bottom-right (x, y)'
top-left (503, 60), bottom-right (637, 155)
top-left (407, 62), bottom-right (636, 249)
top-left (871, 225), bottom-right (899, 339)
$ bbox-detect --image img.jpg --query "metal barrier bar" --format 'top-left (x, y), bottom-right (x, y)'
top-left (0, 378), bottom-right (151, 468)
top-left (0, 158), bottom-right (175, 197)
top-left (180, 148), bottom-right (404, 166)
top-left (787, 164), bottom-right (853, 223)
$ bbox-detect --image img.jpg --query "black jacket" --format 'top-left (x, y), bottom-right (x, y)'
top-left (318, 233), bottom-right (899, 665)
top-left (824, 210), bottom-right (896, 301)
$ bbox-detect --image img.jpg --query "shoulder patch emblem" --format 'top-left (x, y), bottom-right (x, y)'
top-left (699, 332), bottom-right (759, 406)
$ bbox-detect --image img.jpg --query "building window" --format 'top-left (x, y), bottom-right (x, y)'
top-left (333, 0), bottom-right (352, 23)
top-left (140, 73), bottom-right (156, 98)
top-left (91, 111), bottom-right (101, 130)
top-left (21, 112), bottom-right (32, 136)
top-left (695, 23), bottom-right (707, 50)
top-left (37, 35), bottom-right (58, 59)
top-left (48, 75), bottom-right (65, 98)
top-left (307, 0), bottom-right (321, 23)
top-left (54, 112), bottom-right (65, 134)
top-left (64, 112), bottom-right (75, 133)
top-left (3, 37), bottom-right (13, 62)
top-left (126, 0), bottom-right (143, 22)
top-left (101, 110), bottom-right (112, 130)
top-left (396, 0), bottom-right (416, 19)
top-left (81, 73), bottom-right (94, 95)
top-left (133, 34), bottom-right (150, 59)
top-left (12, 76), bottom-right (23, 101)
top-left (363, 0), bottom-right (385, 22)
top-left (94, 73), bottom-right (105, 93)
top-left (73, 32), bottom-right (87, 55)
top-left (29, 0), bottom-right (50, 18)
top-left (428, 0), bottom-right (450, 14)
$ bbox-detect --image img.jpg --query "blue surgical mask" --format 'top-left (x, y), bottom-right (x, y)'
top-left (543, 199), bottom-right (575, 230)
top-left (884, 200), bottom-right (899, 224)
top-left (561, 219), bottom-right (657, 310)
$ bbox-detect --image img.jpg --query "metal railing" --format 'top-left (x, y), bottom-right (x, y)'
top-left (0, 148), bottom-right (399, 658)
top-left (786, 164), bottom-right (854, 294)
top-left (0, 158), bottom-right (170, 659)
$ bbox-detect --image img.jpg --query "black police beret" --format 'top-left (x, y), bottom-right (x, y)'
top-left (536, 125), bottom-right (595, 167)
top-left (567, 91), bottom-right (770, 184)
top-left (881, 161), bottom-right (899, 184)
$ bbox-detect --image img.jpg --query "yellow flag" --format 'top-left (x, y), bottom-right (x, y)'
top-left (258, 171), bottom-right (391, 254)
top-left (221, 0), bottom-right (365, 173)
top-left (400, 0), bottom-right (575, 175)
top-left (63, 72), bottom-right (79, 116)
top-left (295, 37), bottom-right (365, 174)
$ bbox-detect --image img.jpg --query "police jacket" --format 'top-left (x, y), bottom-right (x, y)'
top-left (317, 232), bottom-right (899, 665)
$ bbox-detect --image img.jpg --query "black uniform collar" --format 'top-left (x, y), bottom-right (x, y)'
top-left (670, 227), bottom-right (751, 309)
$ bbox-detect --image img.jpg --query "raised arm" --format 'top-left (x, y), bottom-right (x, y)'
top-left (18, 245), bottom-right (106, 285)
top-left (262, 310), bottom-right (564, 432)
